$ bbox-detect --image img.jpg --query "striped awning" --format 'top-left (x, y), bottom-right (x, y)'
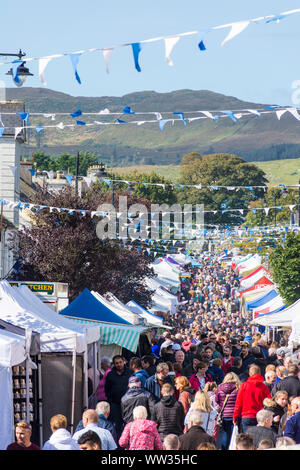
top-left (63, 315), bottom-right (149, 352)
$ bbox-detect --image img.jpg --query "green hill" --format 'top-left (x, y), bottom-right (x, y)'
top-left (6, 87), bottom-right (300, 166)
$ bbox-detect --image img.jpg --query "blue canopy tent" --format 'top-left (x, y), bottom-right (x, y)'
top-left (245, 289), bottom-right (279, 312)
top-left (59, 288), bottom-right (131, 325)
top-left (59, 289), bottom-right (149, 353)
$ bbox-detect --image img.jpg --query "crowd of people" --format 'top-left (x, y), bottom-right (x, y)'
top-left (7, 254), bottom-right (300, 451)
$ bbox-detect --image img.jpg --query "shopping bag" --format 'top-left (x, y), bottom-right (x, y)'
top-left (228, 424), bottom-right (239, 450)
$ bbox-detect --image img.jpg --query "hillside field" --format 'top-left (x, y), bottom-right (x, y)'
top-left (112, 158), bottom-right (300, 186)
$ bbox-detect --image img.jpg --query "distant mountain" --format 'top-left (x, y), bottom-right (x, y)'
top-left (6, 87), bottom-right (300, 166)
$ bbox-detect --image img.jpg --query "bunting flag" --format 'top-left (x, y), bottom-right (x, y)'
top-left (35, 126), bottom-right (44, 134)
top-left (0, 127), bottom-right (4, 138)
top-left (159, 120), bottom-right (168, 131)
top-left (102, 48), bottom-right (114, 73)
top-left (28, 169), bottom-right (36, 176)
top-left (38, 56), bottom-right (55, 86)
top-left (64, 174), bottom-right (73, 185)
top-left (70, 108), bottom-right (82, 118)
top-left (164, 36), bottom-right (180, 66)
top-left (17, 112), bottom-right (29, 124)
top-left (11, 60), bottom-right (23, 85)
top-left (131, 43), bottom-right (142, 72)
top-left (69, 53), bottom-right (82, 84)
top-left (216, 20), bottom-right (250, 47)
top-left (14, 127), bottom-right (23, 139)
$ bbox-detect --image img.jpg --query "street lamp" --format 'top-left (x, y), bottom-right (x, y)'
top-left (2, 50), bottom-right (34, 87)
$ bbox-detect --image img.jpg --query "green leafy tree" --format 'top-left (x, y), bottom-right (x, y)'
top-left (269, 231), bottom-right (300, 305)
top-left (177, 153), bottom-right (268, 225)
top-left (243, 188), bottom-right (298, 227)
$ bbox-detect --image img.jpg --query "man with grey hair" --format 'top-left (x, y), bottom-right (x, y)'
top-left (264, 370), bottom-right (277, 392)
top-left (74, 401), bottom-right (116, 442)
top-left (246, 409), bottom-right (277, 449)
top-left (145, 362), bottom-right (173, 401)
top-left (178, 411), bottom-right (215, 450)
top-left (163, 434), bottom-right (181, 450)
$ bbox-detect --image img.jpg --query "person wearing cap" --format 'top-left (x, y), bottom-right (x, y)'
top-left (7, 421), bottom-right (40, 450)
top-left (239, 341), bottom-right (255, 374)
top-left (121, 376), bottom-right (156, 424)
top-left (129, 357), bottom-right (149, 388)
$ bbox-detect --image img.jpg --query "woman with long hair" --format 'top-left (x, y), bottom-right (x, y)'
top-left (184, 390), bottom-right (217, 436)
top-left (175, 376), bottom-right (195, 415)
top-left (215, 372), bottom-right (240, 450)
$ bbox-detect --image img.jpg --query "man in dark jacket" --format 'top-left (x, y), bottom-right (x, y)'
top-left (272, 364), bottom-right (300, 398)
top-left (246, 409), bottom-right (277, 449)
top-left (284, 408), bottom-right (300, 444)
top-left (145, 362), bottom-right (173, 401)
top-left (121, 376), bottom-right (156, 424)
top-left (104, 355), bottom-right (131, 440)
top-left (179, 410), bottom-right (215, 450)
top-left (181, 355), bottom-right (202, 380)
top-left (240, 342), bottom-right (255, 373)
top-left (152, 383), bottom-right (185, 440)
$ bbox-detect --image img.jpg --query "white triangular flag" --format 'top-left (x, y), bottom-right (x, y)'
top-left (219, 21), bottom-right (250, 47)
top-left (154, 112), bottom-right (162, 120)
top-left (98, 108), bottom-right (110, 114)
top-left (264, 207), bottom-right (270, 215)
top-left (39, 57), bottom-right (53, 87)
top-left (102, 48), bottom-right (114, 73)
top-left (164, 36), bottom-right (180, 66)
top-left (57, 122), bottom-right (65, 130)
top-left (15, 127), bottom-right (23, 139)
top-left (287, 108), bottom-right (300, 121)
top-left (247, 109), bottom-right (261, 116)
top-left (200, 111), bottom-right (214, 119)
top-left (289, 205), bottom-right (296, 212)
top-left (83, 177), bottom-right (92, 187)
top-left (276, 109), bottom-right (288, 120)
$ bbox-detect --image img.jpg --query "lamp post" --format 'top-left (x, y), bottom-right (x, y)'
top-left (1, 50), bottom-right (34, 87)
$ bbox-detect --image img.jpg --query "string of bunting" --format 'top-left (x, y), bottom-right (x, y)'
top-left (2, 105), bottom-right (300, 140)
top-left (1, 197), bottom-right (297, 218)
top-left (1, 8), bottom-right (300, 86)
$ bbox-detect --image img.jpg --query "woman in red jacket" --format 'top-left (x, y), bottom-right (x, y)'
top-left (190, 362), bottom-right (213, 393)
top-left (233, 365), bottom-right (271, 433)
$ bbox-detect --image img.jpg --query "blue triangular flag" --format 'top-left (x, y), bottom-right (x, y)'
top-left (159, 120), bottom-right (168, 131)
top-left (35, 126), bottom-right (44, 134)
top-left (69, 53), bottom-right (82, 84)
top-left (0, 127), bottom-right (4, 138)
top-left (11, 60), bottom-right (23, 85)
top-left (131, 43), bottom-right (142, 72)
top-left (76, 120), bottom-right (86, 125)
top-left (116, 119), bottom-right (126, 124)
top-left (102, 178), bottom-right (111, 187)
top-left (173, 112), bottom-right (186, 126)
top-left (198, 40), bottom-right (206, 51)
top-left (123, 106), bottom-right (135, 114)
top-left (64, 174), bottom-right (73, 185)
top-left (70, 108), bottom-right (82, 118)
top-left (28, 169), bottom-right (36, 176)
top-left (18, 112), bottom-right (29, 124)
top-left (266, 14), bottom-right (286, 24)
top-left (221, 110), bottom-right (237, 122)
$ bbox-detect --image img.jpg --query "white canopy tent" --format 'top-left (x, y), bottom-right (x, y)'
top-left (126, 300), bottom-right (165, 327)
top-left (0, 329), bottom-right (27, 450)
top-left (252, 294), bottom-right (285, 318)
top-left (150, 259), bottom-right (180, 291)
top-left (91, 291), bottom-right (143, 325)
top-left (0, 281), bottom-right (97, 437)
top-left (240, 268), bottom-right (272, 290)
top-left (252, 299), bottom-right (300, 328)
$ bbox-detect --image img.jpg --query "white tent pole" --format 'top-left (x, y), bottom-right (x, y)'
top-left (37, 354), bottom-right (43, 447)
top-left (25, 357), bottom-right (30, 423)
top-left (93, 341), bottom-right (97, 393)
top-left (70, 334), bottom-right (77, 436)
top-left (83, 349), bottom-right (88, 409)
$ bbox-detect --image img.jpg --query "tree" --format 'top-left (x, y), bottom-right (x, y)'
top-left (243, 188), bottom-right (298, 227)
top-left (16, 186), bottom-right (155, 305)
top-left (177, 153), bottom-right (268, 225)
top-left (269, 231), bottom-right (300, 305)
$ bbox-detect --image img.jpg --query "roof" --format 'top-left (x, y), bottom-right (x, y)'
top-left (59, 288), bottom-right (131, 325)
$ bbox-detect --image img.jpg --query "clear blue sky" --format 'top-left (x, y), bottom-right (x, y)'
top-left (1, 0), bottom-right (300, 106)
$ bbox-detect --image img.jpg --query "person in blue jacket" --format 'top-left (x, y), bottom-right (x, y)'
top-left (129, 357), bottom-right (149, 388)
top-left (284, 406), bottom-right (300, 444)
